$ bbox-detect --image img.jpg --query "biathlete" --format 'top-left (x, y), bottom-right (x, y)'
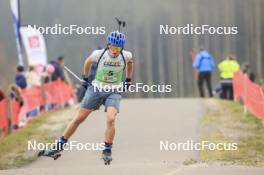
top-left (39, 31), bottom-right (134, 165)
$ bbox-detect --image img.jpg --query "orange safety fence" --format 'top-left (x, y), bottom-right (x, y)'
top-left (233, 71), bottom-right (264, 122)
top-left (54, 79), bottom-right (67, 105)
top-left (61, 81), bottom-right (75, 102)
top-left (19, 79), bottom-right (75, 117)
top-left (19, 86), bottom-right (44, 118)
top-left (42, 79), bottom-right (75, 106)
top-left (10, 99), bottom-right (21, 128)
top-left (43, 81), bottom-right (60, 105)
top-left (0, 98), bottom-right (8, 134)
top-left (0, 79), bottom-right (75, 135)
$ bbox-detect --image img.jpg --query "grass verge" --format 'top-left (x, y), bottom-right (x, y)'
top-left (200, 99), bottom-right (264, 167)
top-left (0, 107), bottom-right (75, 170)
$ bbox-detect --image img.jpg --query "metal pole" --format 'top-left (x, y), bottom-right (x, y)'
top-left (18, 0), bottom-right (21, 24)
top-left (17, 0), bottom-right (23, 54)
top-left (115, 17), bottom-right (125, 32)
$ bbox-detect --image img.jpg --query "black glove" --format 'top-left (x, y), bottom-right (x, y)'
top-left (77, 77), bottom-right (91, 102)
top-left (123, 78), bottom-right (132, 91)
top-left (82, 77), bottom-right (91, 89)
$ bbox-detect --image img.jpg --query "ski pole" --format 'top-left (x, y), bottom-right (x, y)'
top-left (64, 65), bottom-right (84, 82)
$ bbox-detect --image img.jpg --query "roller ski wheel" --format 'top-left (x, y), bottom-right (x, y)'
top-left (38, 149), bottom-right (62, 160)
top-left (102, 152), bottom-right (112, 165)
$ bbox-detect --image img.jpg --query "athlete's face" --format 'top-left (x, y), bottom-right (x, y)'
top-left (109, 45), bottom-right (122, 57)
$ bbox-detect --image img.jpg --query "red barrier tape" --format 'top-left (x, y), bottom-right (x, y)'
top-left (0, 98), bottom-right (8, 134)
top-left (233, 71), bottom-right (264, 122)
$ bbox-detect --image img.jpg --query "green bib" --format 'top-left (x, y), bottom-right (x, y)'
top-left (95, 51), bottom-right (125, 85)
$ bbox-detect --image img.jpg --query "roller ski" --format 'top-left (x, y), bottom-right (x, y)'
top-left (38, 136), bottom-right (67, 160)
top-left (102, 143), bottom-right (113, 165)
top-left (38, 149), bottom-right (61, 160)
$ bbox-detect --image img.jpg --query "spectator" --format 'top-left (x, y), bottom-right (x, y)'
top-left (26, 66), bottom-right (42, 117)
top-left (9, 84), bottom-right (23, 106)
top-left (218, 55), bottom-right (240, 100)
top-left (25, 66), bottom-right (42, 117)
top-left (41, 64), bottom-right (55, 84)
top-left (25, 66), bottom-right (41, 88)
top-left (193, 47), bottom-right (215, 97)
top-left (242, 62), bottom-right (256, 82)
top-left (9, 84), bottom-right (24, 129)
top-left (50, 56), bottom-right (66, 81)
top-left (15, 65), bottom-right (27, 89)
top-left (41, 64), bottom-right (55, 111)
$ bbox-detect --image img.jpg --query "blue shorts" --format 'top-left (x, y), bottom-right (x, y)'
top-left (80, 86), bottom-right (122, 112)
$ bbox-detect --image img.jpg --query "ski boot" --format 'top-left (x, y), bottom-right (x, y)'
top-left (38, 136), bottom-right (67, 160)
top-left (102, 143), bottom-right (112, 165)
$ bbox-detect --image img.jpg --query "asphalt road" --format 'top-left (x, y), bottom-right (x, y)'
top-left (0, 99), bottom-right (263, 175)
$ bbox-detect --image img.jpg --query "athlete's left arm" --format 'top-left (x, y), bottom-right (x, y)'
top-left (126, 59), bottom-right (134, 79)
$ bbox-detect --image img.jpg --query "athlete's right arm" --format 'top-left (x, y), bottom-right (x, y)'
top-left (82, 56), bottom-right (94, 78)
top-left (82, 50), bottom-right (101, 77)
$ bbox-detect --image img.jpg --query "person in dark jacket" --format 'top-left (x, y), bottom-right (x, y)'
top-left (50, 56), bottom-right (65, 81)
top-left (15, 65), bottom-right (27, 89)
top-left (193, 47), bottom-right (215, 97)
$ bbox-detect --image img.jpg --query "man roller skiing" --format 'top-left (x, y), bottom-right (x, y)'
top-left (39, 31), bottom-right (134, 164)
